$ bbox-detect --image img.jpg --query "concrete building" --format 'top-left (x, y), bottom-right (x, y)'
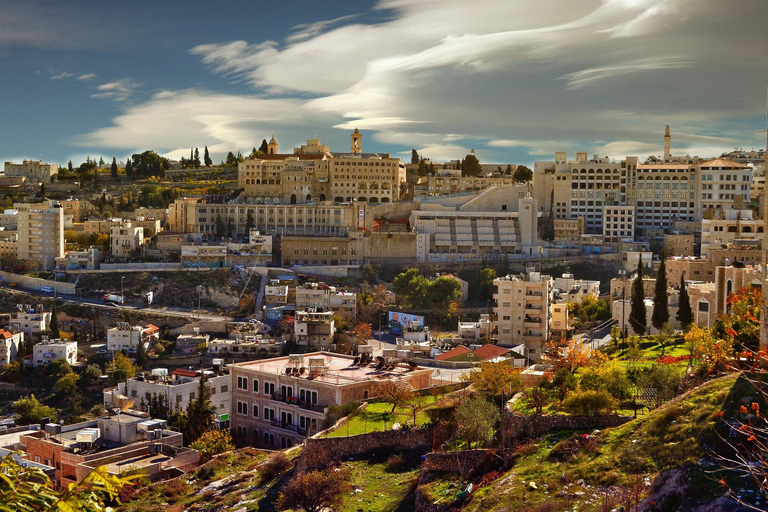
top-left (280, 234), bottom-right (363, 267)
top-left (700, 209), bottom-right (762, 257)
top-left (688, 282), bottom-right (717, 327)
top-left (458, 314), bottom-right (493, 341)
top-left (175, 333), bottom-right (210, 354)
top-left (16, 203), bottom-right (64, 270)
top-left (4, 160), bottom-right (58, 182)
top-left (552, 273), bottom-right (600, 304)
top-left (264, 282), bottom-right (289, 306)
top-left (229, 352), bottom-right (432, 448)
top-left (10, 309), bottom-right (51, 341)
top-left (56, 246), bottom-right (102, 271)
top-left (0, 329), bottom-right (23, 366)
top-left (293, 308), bottom-right (335, 351)
top-left (180, 245), bottom-right (227, 268)
top-left (110, 222), bottom-right (144, 258)
top-left (550, 303), bottom-right (569, 339)
top-left (714, 263), bottom-right (762, 318)
top-left (208, 335), bottom-right (285, 358)
top-left (663, 234), bottom-right (696, 257)
top-left (296, 282), bottom-right (357, 320)
top-left (32, 339), bottom-right (77, 367)
top-left (602, 206), bottom-right (635, 242)
top-left (105, 323), bottom-right (157, 354)
top-left (104, 368), bottom-right (230, 418)
top-left (493, 269), bottom-right (553, 359)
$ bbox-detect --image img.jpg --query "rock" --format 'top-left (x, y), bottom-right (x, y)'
top-left (528, 481), bottom-right (538, 490)
top-left (556, 490), bottom-right (566, 498)
top-left (576, 478), bottom-right (584, 486)
top-left (694, 495), bottom-right (752, 512)
top-left (638, 468), bottom-right (688, 512)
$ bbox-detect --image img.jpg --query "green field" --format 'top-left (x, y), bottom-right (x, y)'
top-left (326, 401), bottom-right (430, 438)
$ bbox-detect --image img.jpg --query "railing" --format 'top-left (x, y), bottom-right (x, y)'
top-left (270, 419), bottom-right (307, 435)
top-left (270, 393), bottom-right (325, 412)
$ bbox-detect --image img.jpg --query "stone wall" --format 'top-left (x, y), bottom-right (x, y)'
top-left (423, 449), bottom-right (492, 474)
top-left (502, 413), bottom-right (631, 445)
top-left (296, 427), bottom-right (431, 473)
top-left (0, 271), bottom-right (76, 295)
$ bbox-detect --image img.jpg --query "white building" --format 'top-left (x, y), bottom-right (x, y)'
top-left (296, 282), bottom-right (357, 320)
top-left (32, 339), bottom-right (77, 367)
top-left (493, 269), bottom-right (553, 359)
top-left (10, 309), bottom-right (51, 341)
top-left (0, 329), bottom-right (23, 366)
top-left (110, 222), bottom-right (144, 258)
top-left (104, 368), bottom-right (231, 418)
top-left (208, 335), bottom-right (285, 357)
top-left (552, 274), bottom-right (601, 304)
top-left (700, 209), bottom-right (763, 257)
top-left (458, 314), bottom-right (493, 341)
top-left (294, 308), bottom-right (335, 350)
top-left (107, 324), bottom-right (144, 353)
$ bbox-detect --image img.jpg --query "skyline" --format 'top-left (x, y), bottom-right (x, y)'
top-left (2, 0), bottom-right (768, 168)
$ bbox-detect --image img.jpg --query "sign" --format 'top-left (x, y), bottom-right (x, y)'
top-left (146, 292), bottom-right (153, 305)
top-left (219, 413), bottom-right (229, 422)
top-left (388, 311), bottom-right (424, 328)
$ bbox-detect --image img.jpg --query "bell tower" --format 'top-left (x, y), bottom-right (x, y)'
top-left (663, 124), bottom-right (671, 161)
top-left (351, 128), bottom-right (362, 154)
top-left (267, 134), bottom-right (278, 155)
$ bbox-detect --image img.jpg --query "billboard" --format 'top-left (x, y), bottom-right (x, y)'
top-left (388, 311), bottom-right (424, 328)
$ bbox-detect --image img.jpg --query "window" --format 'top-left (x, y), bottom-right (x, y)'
top-left (253, 379), bottom-right (259, 394)
top-left (237, 376), bottom-right (248, 391)
top-left (253, 404), bottom-right (259, 418)
top-left (237, 400), bottom-right (248, 415)
top-left (264, 382), bottom-right (275, 395)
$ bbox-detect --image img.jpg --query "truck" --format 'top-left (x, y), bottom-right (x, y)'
top-left (103, 294), bottom-right (124, 304)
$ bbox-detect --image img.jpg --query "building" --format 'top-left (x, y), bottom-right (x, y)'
top-left (550, 303), bottom-right (569, 339)
top-left (552, 273), bottom-right (600, 304)
top-left (4, 160), bottom-right (58, 182)
top-left (110, 222), bottom-right (144, 258)
top-left (104, 368), bottom-right (230, 418)
top-left (229, 352), bottom-right (432, 448)
top-left (457, 314), bottom-right (493, 341)
top-left (663, 234), bottom-right (696, 257)
top-left (422, 173), bottom-right (521, 196)
top-left (55, 246), bottom-right (102, 271)
top-left (293, 308), bottom-right (335, 350)
top-left (295, 282), bottom-right (357, 320)
top-left (16, 203), bottom-right (64, 270)
top-left (0, 329), bottom-right (23, 366)
top-left (700, 209), bottom-right (762, 257)
top-left (493, 269), bottom-right (553, 359)
top-left (602, 206), bottom-right (635, 242)
top-left (175, 333), bottom-right (210, 354)
top-left (10, 309), bottom-right (51, 341)
top-left (22, 411), bottom-right (192, 491)
top-left (280, 234), bottom-right (363, 267)
top-left (31, 339), bottom-right (77, 367)
top-left (687, 282), bottom-right (717, 327)
top-left (106, 324), bottom-right (145, 353)
top-left (208, 335), bottom-right (285, 358)
top-left (714, 263), bottom-right (762, 318)
top-left (180, 245), bottom-right (227, 268)
top-left (264, 282), bottom-right (289, 306)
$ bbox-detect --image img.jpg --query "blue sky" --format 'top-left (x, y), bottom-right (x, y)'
top-left (2, 0), bottom-right (768, 168)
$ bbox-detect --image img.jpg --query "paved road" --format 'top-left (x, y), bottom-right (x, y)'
top-left (0, 283), bottom-right (231, 322)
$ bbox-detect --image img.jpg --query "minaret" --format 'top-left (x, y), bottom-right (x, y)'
top-left (351, 128), bottom-right (362, 154)
top-left (267, 135), bottom-right (278, 155)
top-left (663, 124), bottom-right (671, 161)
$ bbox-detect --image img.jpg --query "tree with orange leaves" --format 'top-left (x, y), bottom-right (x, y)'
top-left (713, 286), bottom-right (761, 353)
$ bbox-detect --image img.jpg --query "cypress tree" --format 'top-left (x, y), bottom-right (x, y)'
top-left (49, 301), bottom-right (60, 338)
top-left (676, 272), bottom-right (693, 330)
top-left (629, 259), bottom-right (647, 335)
top-left (111, 156), bottom-right (118, 179)
top-left (245, 210), bottom-right (255, 235)
top-left (125, 157), bottom-right (133, 178)
top-left (259, 139), bottom-right (269, 153)
top-left (652, 254), bottom-right (669, 331)
top-left (204, 146), bottom-right (212, 167)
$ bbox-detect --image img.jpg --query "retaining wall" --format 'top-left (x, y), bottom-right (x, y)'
top-left (423, 449), bottom-right (492, 474)
top-left (502, 413), bottom-right (631, 445)
top-left (0, 271), bottom-right (76, 295)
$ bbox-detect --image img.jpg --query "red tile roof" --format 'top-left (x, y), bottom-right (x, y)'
top-left (697, 158), bottom-right (749, 169)
top-left (172, 369), bottom-right (199, 378)
top-left (435, 345), bottom-right (473, 361)
top-left (473, 344), bottom-right (511, 360)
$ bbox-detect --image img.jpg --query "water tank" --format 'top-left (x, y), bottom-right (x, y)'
top-left (151, 368), bottom-right (168, 378)
top-left (382, 349), bottom-right (397, 359)
top-left (358, 345), bottom-right (373, 354)
top-left (212, 358), bottom-right (224, 366)
top-left (44, 423), bottom-right (61, 435)
top-left (76, 428), bottom-right (100, 443)
top-left (288, 354), bottom-right (304, 364)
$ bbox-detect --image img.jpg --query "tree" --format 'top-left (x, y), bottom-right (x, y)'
top-left (512, 165), bottom-right (533, 182)
top-left (425, 276), bottom-right (463, 309)
top-left (455, 396), bottom-right (500, 448)
top-left (215, 213), bottom-right (225, 239)
top-left (505, 164), bottom-right (514, 175)
top-left (193, 147), bottom-right (201, 167)
top-left (49, 301), bottom-right (60, 338)
top-left (110, 156), bottom-right (118, 179)
top-left (98, 156), bottom-right (105, 168)
top-left (204, 146), bottom-right (212, 166)
top-left (226, 217), bottom-right (234, 239)
top-left (353, 322), bottom-right (372, 346)
top-left (185, 373), bottom-right (216, 443)
top-left (225, 151), bottom-right (238, 166)
top-left (14, 394), bottom-right (56, 424)
top-left (259, 139), bottom-right (269, 154)
top-left (676, 272), bottom-right (693, 331)
top-left (462, 151), bottom-right (482, 176)
top-left (40, 183), bottom-right (46, 197)
top-left (81, 364), bottom-right (103, 387)
top-left (278, 468), bottom-right (350, 512)
top-left (68, 159), bottom-right (74, 173)
top-left (191, 429), bottom-right (234, 462)
top-left (55, 371), bottom-right (79, 396)
top-left (107, 353), bottom-right (138, 384)
top-left (130, 150), bottom-right (169, 178)
top-left (125, 156), bottom-right (133, 178)
top-left (245, 210), bottom-right (255, 234)
top-left (135, 338), bottom-right (147, 367)
top-left (0, 455), bottom-right (132, 512)
top-left (411, 148), bottom-right (419, 165)
top-left (562, 390), bottom-right (615, 416)
top-left (392, 268), bottom-right (429, 308)
top-left (467, 361), bottom-right (523, 398)
top-left (375, 379), bottom-right (414, 413)
top-left (713, 286), bottom-right (761, 353)
top-left (477, 268), bottom-right (497, 302)
top-left (652, 254), bottom-right (669, 332)
top-left (579, 361), bottom-right (632, 401)
top-left (629, 259), bottom-right (647, 335)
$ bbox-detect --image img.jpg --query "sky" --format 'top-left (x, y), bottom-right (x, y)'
top-left (2, 0), bottom-right (768, 168)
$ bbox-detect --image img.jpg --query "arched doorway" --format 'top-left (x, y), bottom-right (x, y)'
top-left (290, 194), bottom-right (297, 204)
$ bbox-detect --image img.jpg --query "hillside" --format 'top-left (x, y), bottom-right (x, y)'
top-left (119, 373), bottom-right (765, 512)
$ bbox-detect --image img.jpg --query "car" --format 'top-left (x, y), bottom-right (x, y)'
top-left (97, 349), bottom-right (107, 354)
top-left (41, 285), bottom-right (54, 293)
top-left (8, 282), bottom-right (17, 287)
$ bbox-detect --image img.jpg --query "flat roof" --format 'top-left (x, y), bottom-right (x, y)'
top-left (230, 352), bottom-right (428, 385)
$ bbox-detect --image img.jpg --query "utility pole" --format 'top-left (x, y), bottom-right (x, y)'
top-left (621, 284), bottom-right (626, 350)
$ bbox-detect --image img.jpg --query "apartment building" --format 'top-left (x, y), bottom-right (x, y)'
top-left (110, 222), bottom-right (144, 258)
top-left (552, 273), bottom-right (600, 304)
top-left (493, 270), bottom-right (553, 359)
top-left (10, 309), bottom-right (51, 341)
top-left (293, 308), bottom-right (335, 350)
top-left (229, 352), bottom-right (432, 448)
top-left (32, 339), bottom-right (77, 367)
top-left (4, 159), bottom-right (58, 182)
top-left (208, 335), bottom-right (285, 358)
top-left (421, 171), bottom-right (520, 196)
top-left (602, 206), bottom-right (635, 241)
top-left (104, 368), bottom-right (230, 418)
top-left (16, 203), bottom-right (64, 270)
top-left (700, 209), bottom-right (762, 257)
top-left (280, 232), bottom-right (366, 267)
top-left (0, 329), bottom-right (23, 366)
top-left (296, 282), bottom-right (357, 320)
top-left (106, 323), bottom-right (158, 353)
top-left (180, 245), bottom-right (227, 268)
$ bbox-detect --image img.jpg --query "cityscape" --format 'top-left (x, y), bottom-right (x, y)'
top-left (1, 1), bottom-right (768, 511)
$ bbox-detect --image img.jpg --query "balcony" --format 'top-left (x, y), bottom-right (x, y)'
top-left (270, 419), bottom-right (308, 435)
top-left (524, 304), bottom-right (542, 312)
top-left (271, 392), bottom-right (325, 413)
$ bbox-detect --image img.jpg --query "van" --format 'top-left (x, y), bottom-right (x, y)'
top-left (41, 285), bottom-right (54, 293)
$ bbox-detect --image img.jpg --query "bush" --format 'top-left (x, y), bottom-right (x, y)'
top-left (190, 429), bottom-right (235, 462)
top-left (324, 401), bottom-right (360, 429)
top-left (562, 390), bottom-right (616, 416)
top-left (579, 362), bottom-right (633, 401)
top-left (387, 453), bottom-right (404, 471)
top-left (258, 452), bottom-right (291, 482)
top-left (277, 468), bottom-right (350, 512)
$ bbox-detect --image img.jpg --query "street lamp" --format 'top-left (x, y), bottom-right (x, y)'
top-left (121, 276), bottom-right (125, 308)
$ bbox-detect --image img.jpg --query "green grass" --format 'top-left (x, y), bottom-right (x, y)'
top-left (337, 457), bottom-right (421, 512)
top-left (326, 402), bottom-right (430, 438)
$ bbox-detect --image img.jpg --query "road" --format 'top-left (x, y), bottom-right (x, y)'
top-left (0, 283), bottom-right (231, 322)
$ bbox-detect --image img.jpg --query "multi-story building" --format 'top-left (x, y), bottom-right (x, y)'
top-left (700, 209), bottom-right (762, 257)
top-left (10, 309), bottom-right (51, 341)
top-left (552, 274), bottom-right (600, 304)
top-left (55, 246), bottom-right (102, 271)
top-left (0, 329), bottom-right (23, 366)
top-left (104, 368), bottom-right (230, 418)
top-left (296, 282), bottom-right (357, 320)
top-left (280, 234), bottom-right (364, 267)
top-left (106, 323), bottom-right (158, 353)
top-left (4, 160), bottom-right (58, 182)
top-left (293, 308), bottom-right (335, 350)
top-left (180, 245), bottom-right (227, 268)
top-left (602, 206), bottom-right (635, 242)
top-left (110, 222), bottom-right (144, 258)
top-left (458, 314), bottom-right (493, 341)
top-left (421, 171), bottom-right (521, 197)
top-left (663, 233), bottom-right (696, 257)
top-left (229, 352), bottom-right (432, 448)
top-left (16, 203), bottom-right (64, 270)
top-left (493, 269), bottom-right (553, 359)
top-left (0, 209), bottom-right (18, 231)
top-left (714, 263), bottom-right (762, 318)
top-left (31, 339), bottom-right (77, 367)
top-left (208, 335), bottom-right (285, 358)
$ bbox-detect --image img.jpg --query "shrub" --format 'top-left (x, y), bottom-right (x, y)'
top-left (190, 429), bottom-right (235, 462)
top-left (387, 453), bottom-right (404, 471)
top-left (277, 468), bottom-right (350, 512)
top-left (579, 362), bottom-right (633, 401)
top-left (258, 452), bottom-right (291, 482)
top-left (562, 390), bottom-right (616, 416)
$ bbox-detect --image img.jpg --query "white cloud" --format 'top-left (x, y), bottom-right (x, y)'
top-left (77, 73), bottom-right (96, 81)
top-left (560, 56), bottom-right (691, 89)
top-left (90, 79), bottom-right (140, 102)
top-left (50, 71), bottom-right (74, 80)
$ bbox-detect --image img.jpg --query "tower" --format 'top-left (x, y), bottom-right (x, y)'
top-left (267, 135), bottom-right (278, 155)
top-left (663, 124), bottom-right (671, 161)
top-left (351, 128), bottom-right (362, 154)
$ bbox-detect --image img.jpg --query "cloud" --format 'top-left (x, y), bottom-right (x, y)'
top-left (79, 0), bottom-right (768, 165)
top-left (90, 79), bottom-right (140, 102)
top-left (77, 73), bottom-right (97, 81)
top-left (50, 71), bottom-right (74, 80)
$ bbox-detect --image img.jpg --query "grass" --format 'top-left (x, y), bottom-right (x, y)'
top-left (337, 456), bottom-right (421, 512)
top-left (326, 402), bottom-right (430, 438)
